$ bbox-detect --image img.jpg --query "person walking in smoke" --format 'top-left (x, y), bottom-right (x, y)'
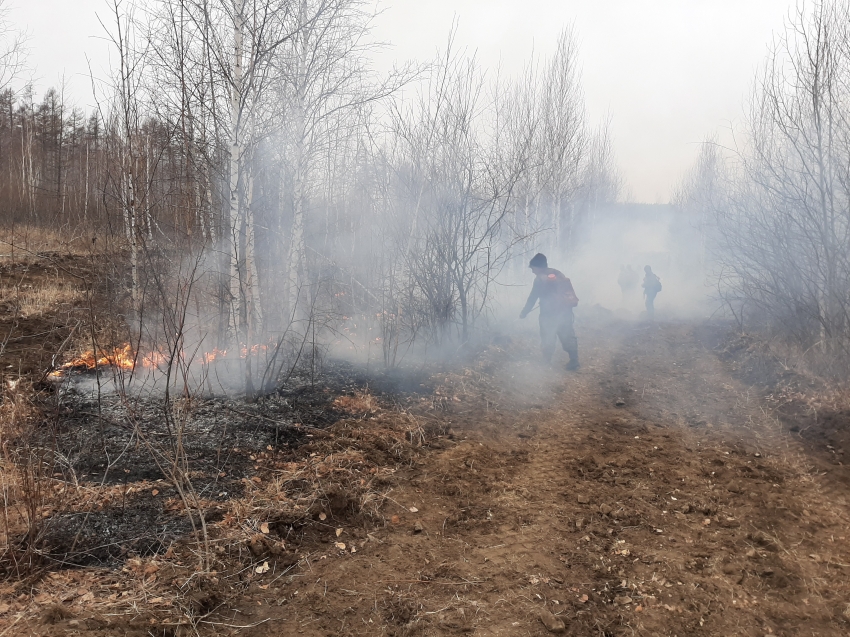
top-left (519, 253), bottom-right (580, 370)
top-left (642, 265), bottom-right (662, 316)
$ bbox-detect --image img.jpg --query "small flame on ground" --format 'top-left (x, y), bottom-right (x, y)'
top-left (203, 347), bottom-right (227, 364)
top-left (50, 342), bottom-right (273, 378)
top-left (51, 344), bottom-right (139, 375)
top-left (203, 344), bottom-right (268, 363)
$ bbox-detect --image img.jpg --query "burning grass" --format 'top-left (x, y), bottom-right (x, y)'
top-left (47, 344), bottom-right (166, 379)
top-left (50, 344), bottom-right (140, 375)
top-left (47, 341), bottom-right (277, 381)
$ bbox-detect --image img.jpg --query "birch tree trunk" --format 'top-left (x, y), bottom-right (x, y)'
top-left (244, 168), bottom-right (262, 397)
top-left (123, 157), bottom-right (139, 310)
top-left (286, 25), bottom-right (309, 322)
top-left (228, 0), bottom-right (245, 340)
top-left (83, 140), bottom-right (89, 224)
top-left (145, 132), bottom-right (153, 240)
top-left (286, 119), bottom-right (306, 320)
top-left (245, 169), bottom-right (263, 331)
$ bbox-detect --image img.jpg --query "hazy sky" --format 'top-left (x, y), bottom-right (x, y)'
top-left (13, 0), bottom-right (792, 202)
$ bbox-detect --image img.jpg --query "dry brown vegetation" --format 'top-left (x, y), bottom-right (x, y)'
top-left (0, 281), bottom-right (83, 318)
top-left (7, 1), bottom-right (850, 635)
top-left (3, 239), bottom-right (850, 637)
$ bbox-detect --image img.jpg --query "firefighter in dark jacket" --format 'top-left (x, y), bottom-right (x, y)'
top-left (519, 253), bottom-right (580, 370)
top-left (642, 265), bottom-right (662, 316)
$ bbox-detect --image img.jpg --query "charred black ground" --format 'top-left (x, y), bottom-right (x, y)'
top-left (35, 358), bottom-right (437, 567)
top-left (6, 308), bottom-right (850, 636)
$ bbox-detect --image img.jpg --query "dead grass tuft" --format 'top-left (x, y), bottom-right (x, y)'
top-left (0, 380), bottom-right (53, 576)
top-left (0, 225), bottom-right (94, 260)
top-left (332, 391), bottom-right (378, 414)
top-left (0, 281), bottom-right (84, 318)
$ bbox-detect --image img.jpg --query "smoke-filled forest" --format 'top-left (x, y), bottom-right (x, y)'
top-left (1, 0), bottom-right (621, 393)
top-left (4, 1), bottom-right (850, 635)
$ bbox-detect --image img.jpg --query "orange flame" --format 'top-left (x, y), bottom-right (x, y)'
top-left (59, 345), bottom-right (137, 371)
top-left (51, 340), bottom-right (274, 379)
top-left (203, 347), bottom-right (227, 364)
top-left (50, 344), bottom-right (159, 378)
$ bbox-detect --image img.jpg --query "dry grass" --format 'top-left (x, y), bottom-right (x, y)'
top-left (332, 391), bottom-right (379, 414)
top-left (0, 385), bottom-right (440, 630)
top-left (0, 380), bottom-right (52, 576)
top-left (0, 225), bottom-right (94, 260)
top-left (0, 282), bottom-right (84, 318)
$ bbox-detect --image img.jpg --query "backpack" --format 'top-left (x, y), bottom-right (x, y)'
top-left (648, 274), bottom-right (661, 292)
top-left (541, 270), bottom-right (579, 307)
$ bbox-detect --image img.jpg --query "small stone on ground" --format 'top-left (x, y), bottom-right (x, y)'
top-left (539, 609), bottom-right (566, 633)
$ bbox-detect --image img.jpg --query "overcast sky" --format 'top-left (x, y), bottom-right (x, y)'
top-left (12, 0), bottom-right (792, 203)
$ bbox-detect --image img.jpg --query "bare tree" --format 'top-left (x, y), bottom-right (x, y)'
top-left (145, 0), bottom-right (302, 394)
top-left (0, 0), bottom-right (27, 94)
top-left (100, 0), bottom-right (148, 310)
top-left (500, 28), bottom-right (619, 274)
top-left (273, 0), bottom-right (414, 323)
top-left (683, 0), bottom-right (850, 365)
top-left (384, 36), bottom-right (532, 345)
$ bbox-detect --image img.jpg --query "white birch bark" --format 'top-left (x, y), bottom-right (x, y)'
top-left (286, 15), bottom-right (309, 320)
top-left (124, 160), bottom-right (139, 309)
top-left (228, 0), bottom-right (245, 338)
top-left (83, 140), bottom-right (89, 224)
top-left (286, 121), bottom-right (306, 319)
top-left (245, 168), bottom-right (263, 331)
top-left (145, 132), bottom-right (153, 240)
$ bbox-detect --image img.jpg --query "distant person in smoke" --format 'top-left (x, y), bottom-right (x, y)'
top-left (642, 265), bottom-right (662, 316)
top-left (618, 265), bottom-right (639, 302)
top-left (519, 253), bottom-right (580, 370)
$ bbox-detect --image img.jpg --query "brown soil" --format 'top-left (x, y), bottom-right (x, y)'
top-left (17, 317), bottom-right (850, 637)
top-left (0, 250), bottom-right (116, 380)
top-left (217, 320), bottom-right (845, 637)
top-left (4, 252), bottom-right (850, 636)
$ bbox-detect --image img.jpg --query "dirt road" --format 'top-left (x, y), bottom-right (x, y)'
top-left (233, 318), bottom-right (850, 637)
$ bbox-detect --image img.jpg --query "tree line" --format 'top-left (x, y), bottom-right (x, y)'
top-left (3, 0), bottom-right (620, 391)
top-left (677, 0), bottom-right (850, 372)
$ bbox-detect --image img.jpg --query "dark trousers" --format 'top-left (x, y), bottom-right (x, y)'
top-left (645, 291), bottom-right (658, 315)
top-left (539, 310), bottom-right (577, 363)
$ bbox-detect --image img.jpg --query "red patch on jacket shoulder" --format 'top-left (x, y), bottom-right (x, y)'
top-left (547, 274), bottom-right (556, 279)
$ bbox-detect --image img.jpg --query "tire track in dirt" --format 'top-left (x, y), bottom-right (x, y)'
top-left (237, 319), bottom-right (850, 636)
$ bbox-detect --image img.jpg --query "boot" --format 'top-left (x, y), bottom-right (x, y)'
top-left (566, 354), bottom-right (580, 371)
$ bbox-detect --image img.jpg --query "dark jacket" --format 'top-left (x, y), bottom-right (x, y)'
top-left (642, 272), bottom-right (662, 294)
top-left (521, 268), bottom-right (579, 316)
